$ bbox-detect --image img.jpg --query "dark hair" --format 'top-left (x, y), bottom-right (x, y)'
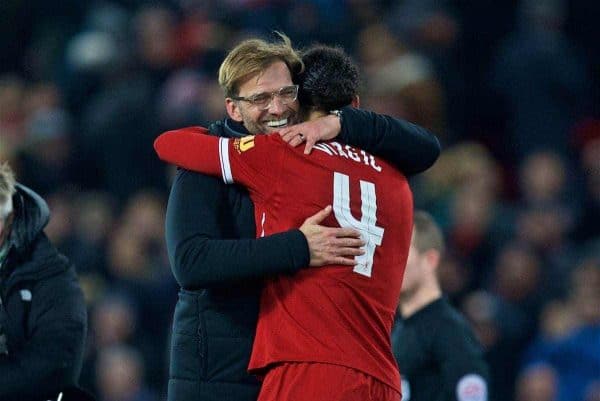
top-left (298, 45), bottom-right (359, 111)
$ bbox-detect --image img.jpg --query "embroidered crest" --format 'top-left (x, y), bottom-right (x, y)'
top-left (234, 136), bottom-right (255, 153)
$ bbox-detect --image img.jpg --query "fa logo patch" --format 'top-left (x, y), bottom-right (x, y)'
top-left (234, 136), bottom-right (255, 153)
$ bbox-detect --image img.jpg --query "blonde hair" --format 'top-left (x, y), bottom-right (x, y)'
top-left (218, 32), bottom-right (303, 97)
top-left (0, 162), bottom-right (16, 215)
top-left (412, 210), bottom-right (445, 255)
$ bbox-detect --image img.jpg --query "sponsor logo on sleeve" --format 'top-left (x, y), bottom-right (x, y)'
top-left (234, 136), bottom-right (255, 153)
top-left (457, 374), bottom-right (487, 401)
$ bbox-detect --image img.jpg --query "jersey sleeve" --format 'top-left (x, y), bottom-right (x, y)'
top-left (154, 127), bottom-right (283, 199)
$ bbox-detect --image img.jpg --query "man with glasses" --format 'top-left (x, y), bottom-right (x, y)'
top-left (164, 33), bottom-right (440, 401)
top-left (0, 162), bottom-right (87, 401)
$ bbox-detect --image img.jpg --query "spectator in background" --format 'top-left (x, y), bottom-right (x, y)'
top-left (0, 162), bottom-right (87, 400)
top-left (95, 345), bottom-right (158, 401)
top-left (0, 75), bottom-right (27, 147)
top-left (392, 210), bottom-right (489, 401)
top-left (384, 0), bottom-right (465, 138)
top-left (412, 141), bottom-right (511, 295)
top-left (81, 292), bottom-right (161, 400)
top-left (521, 258), bottom-right (600, 401)
top-left (572, 122), bottom-right (600, 244)
top-left (514, 151), bottom-right (577, 300)
top-left (358, 23), bottom-right (447, 140)
top-left (67, 4), bottom-right (175, 201)
top-left (515, 363), bottom-right (559, 401)
top-left (18, 105), bottom-right (73, 196)
top-left (106, 190), bottom-right (175, 393)
top-left (490, 0), bottom-right (591, 162)
top-left (490, 242), bottom-right (545, 324)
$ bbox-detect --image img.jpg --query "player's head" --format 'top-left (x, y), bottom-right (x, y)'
top-left (219, 32), bottom-right (303, 135)
top-left (401, 211), bottom-right (445, 297)
top-left (297, 45), bottom-right (360, 115)
top-left (0, 162), bottom-right (16, 247)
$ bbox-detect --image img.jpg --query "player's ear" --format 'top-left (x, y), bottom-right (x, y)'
top-left (226, 98), bottom-right (244, 122)
top-left (351, 94), bottom-right (360, 108)
top-left (424, 249), bottom-right (441, 271)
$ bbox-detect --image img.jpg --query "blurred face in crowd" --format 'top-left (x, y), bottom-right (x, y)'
top-left (226, 61), bottom-right (300, 134)
top-left (515, 364), bottom-right (558, 401)
top-left (97, 347), bottom-right (143, 401)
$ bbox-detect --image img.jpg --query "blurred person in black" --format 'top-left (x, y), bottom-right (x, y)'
top-left (392, 211), bottom-right (489, 401)
top-left (165, 33), bottom-right (440, 401)
top-left (0, 162), bottom-right (88, 401)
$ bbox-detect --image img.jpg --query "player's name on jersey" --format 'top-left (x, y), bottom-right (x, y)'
top-left (313, 141), bottom-right (382, 172)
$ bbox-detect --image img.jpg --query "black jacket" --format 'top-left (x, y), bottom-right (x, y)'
top-left (0, 184), bottom-right (87, 401)
top-left (165, 109), bottom-right (441, 401)
top-left (392, 298), bottom-right (490, 401)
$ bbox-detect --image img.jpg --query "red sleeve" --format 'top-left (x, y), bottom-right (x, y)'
top-left (154, 126), bottom-right (222, 176)
top-left (154, 127), bottom-right (284, 199)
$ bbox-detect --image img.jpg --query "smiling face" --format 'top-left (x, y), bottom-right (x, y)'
top-left (225, 61), bottom-right (300, 134)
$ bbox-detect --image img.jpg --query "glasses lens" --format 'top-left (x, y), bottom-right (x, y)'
top-left (250, 94), bottom-right (270, 109)
top-left (278, 86), bottom-right (298, 103)
top-left (250, 86), bottom-right (299, 110)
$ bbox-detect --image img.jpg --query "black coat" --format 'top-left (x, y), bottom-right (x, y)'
top-left (165, 109), bottom-right (440, 401)
top-left (392, 298), bottom-right (490, 401)
top-left (0, 184), bottom-right (87, 401)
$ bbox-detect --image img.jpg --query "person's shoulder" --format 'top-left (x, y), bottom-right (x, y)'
top-left (410, 299), bottom-right (466, 332)
top-left (208, 118), bottom-right (248, 138)
top-left (425, 298), bottom-right (471, 330)
top-left (428, 300), bottom-right (485, 350)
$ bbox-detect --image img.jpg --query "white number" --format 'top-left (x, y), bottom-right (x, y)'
top-left (332, 172), bottom-right (384, 277)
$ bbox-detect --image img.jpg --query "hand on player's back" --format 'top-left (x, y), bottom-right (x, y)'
top-left (299, 205), bottom-right (365, 267)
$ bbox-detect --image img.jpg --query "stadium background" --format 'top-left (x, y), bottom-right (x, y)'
top-left (1, 0), bottom-right (598, 400)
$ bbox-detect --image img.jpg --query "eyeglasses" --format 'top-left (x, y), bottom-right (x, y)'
top-left (231, 85), bottom-right (299, 110)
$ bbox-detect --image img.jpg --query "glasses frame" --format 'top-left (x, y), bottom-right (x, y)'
top-left (231, 84), bottom-right (299, 110)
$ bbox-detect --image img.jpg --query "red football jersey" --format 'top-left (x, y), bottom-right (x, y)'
top-left (155, 127), bottom-right (413, 391)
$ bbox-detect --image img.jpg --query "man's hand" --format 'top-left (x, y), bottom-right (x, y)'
top-left (279, 114), bottom-right (341, 154)
top-left (299, 205), bottom-right (364, 267)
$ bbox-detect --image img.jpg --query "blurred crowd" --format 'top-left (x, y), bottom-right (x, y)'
top-left (0, 0), bottom-right (599, 401)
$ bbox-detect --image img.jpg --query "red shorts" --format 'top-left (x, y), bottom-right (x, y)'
top-left (257, 362), bottom-right (401, 401)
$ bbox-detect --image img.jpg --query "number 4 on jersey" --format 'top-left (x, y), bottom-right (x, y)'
top-left (332, 172), bottom-right (384, 277)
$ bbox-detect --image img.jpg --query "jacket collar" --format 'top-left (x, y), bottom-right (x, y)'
top-left (10, 184), bottom-right (49, 256)
top-left (208, 118), bottom-right (249, 139)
